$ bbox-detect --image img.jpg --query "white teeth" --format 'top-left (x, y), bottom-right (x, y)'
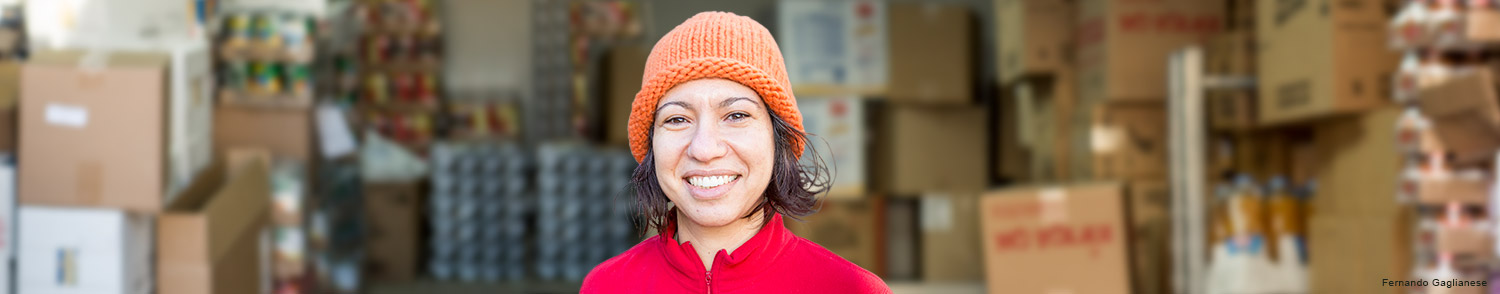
top-left (688, 175), bottom-right (737, 189)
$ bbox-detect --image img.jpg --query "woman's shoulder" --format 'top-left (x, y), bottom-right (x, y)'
top-left (582, 235), bottom-right (667, 289)
top-left (782, 235), bottom-right (891, 292)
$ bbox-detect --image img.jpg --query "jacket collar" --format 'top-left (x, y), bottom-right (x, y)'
top-left (658, 211), bottom-right (793, 283)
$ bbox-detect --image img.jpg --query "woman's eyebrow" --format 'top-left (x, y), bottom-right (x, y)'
top-left (719, 97), bottom-right (758, 109)
top-left (656, 101), bottom-right (692, 116)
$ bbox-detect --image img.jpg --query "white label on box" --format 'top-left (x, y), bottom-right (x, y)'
top-left (1039, 188), bottom-right (1069, 224)
top-left (920, 195), bottom-right (954, 232)
top-left (44, 103), bottom-right (89, 128)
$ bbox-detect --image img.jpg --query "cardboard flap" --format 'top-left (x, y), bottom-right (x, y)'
top-left (159, 159), bottom-right (269, 264)
top-left (29, 50), bottom-right (170, 69)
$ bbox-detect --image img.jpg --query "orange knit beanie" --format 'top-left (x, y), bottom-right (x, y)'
top-left (628, 11), bottom-right (803, 163)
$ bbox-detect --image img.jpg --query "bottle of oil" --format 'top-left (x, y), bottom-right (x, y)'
top-left (1266, 176), bottom-right (1304, 264)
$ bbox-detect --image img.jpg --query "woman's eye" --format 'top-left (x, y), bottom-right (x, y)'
top-left (727, 112), bottom-right (750, 121)
top-left (664, 117), bottom-right (689, 125)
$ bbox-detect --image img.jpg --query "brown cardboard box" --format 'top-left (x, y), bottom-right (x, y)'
top-left (994, 92), bottom-right (1031, 183)
top-left (1468, 8), bottom-right (1500, 42)
top-left (363, 181), bottom-right (423, 282)
top-left (158, 156), bottom-right (271, 294)
top-left (0, 62), bottom-right (17, 152)
top-left (1416, 176), bottom-right (1492, 205)
top-left (787, 197), bottom-right (885, 274)
top-left (1311, 106), bottom-right (1403, 217)
top-left (1308, 214), bottom-right (1411, 294)
top-left (1205, 31), bottom-right (1255, 76)
top-left (1015, 72), bottom-right (1078, 182)
top-left (919, 194), bottom-right (984, 282)
top-left (215, 105), bottom-right (315, 162)
top-left (20, 48), bottom-right (213, 212)
top-left (1076, 0), bottom-right (1225, 101)
top-left (604, 45), bottom-right (649, 146)
top-left (996, 0), bottom-right (1074, 85)
top-left (1127, 181), bottom-right (1171, 294)
top-left (1437, 225), bottom-right (1494, 258)
top-left (1257, 0), bottom-right (1397, 125)
top-left (888, 3), bottom-right (973, 105)
top-left (872, 105), bottom-right (987, 195)
top-left (1226, 0), bottom-right (1256, 32)
top-left (1415, 70), bottom-right (1500, 165)
top-left (979, 183), bottom-right (1131, 294)
top-left (1208, 90), bottom-right (1256, 131)
top-left (1091, 101), bottom-right (1168, 181)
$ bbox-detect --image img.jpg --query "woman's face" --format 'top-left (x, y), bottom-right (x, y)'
top-left (652, 78), bottom-right (776, 228)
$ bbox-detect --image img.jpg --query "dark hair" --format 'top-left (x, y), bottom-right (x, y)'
top-left (630, 110), bottom-right (831, 235)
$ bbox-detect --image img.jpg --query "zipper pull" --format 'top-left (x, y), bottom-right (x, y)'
top-left (706, 271), bottom-right (712, 294)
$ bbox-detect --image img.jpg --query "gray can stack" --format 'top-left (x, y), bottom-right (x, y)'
top-left (428, 143), bottom-right (532, 282)
top-left (533, 143), bottom-right (638, 281)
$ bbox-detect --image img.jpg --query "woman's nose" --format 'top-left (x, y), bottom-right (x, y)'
top-left (686, 123), bottom-right (729, 162)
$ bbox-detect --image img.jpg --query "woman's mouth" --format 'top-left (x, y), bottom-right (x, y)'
top-left (683, 174), bottom-right (740, 199)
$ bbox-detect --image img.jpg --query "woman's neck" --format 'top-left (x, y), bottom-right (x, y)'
top-left (674, 211), bottom-right (766, 271)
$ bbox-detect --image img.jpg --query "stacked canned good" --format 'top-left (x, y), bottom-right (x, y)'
top-left (533, 144), bottom-right (637, 281)
top-left (218, 11), bottom-right (320, 105)
top-left (343, 0), bottom-right (445, 151)
top-left (307, 161), bottom-right (366, 294)
top-left (1392, 1), bottom-right (1500, 292)
top-left (529, 0), bottom-right (573, 140)
top-left (428, 143), bottom-right (532, 282)
top-left (269, 159), bottom-right (311, 294)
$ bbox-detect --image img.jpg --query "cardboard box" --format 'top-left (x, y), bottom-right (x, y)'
top-left (798, 97), bottom-right (867, 198)
top-left (26, 0), bottom-right (206, 51)
top-left (996, 0), bottom-right (1074, 85)
top-left (1127, 181), bottom-right (1172, 294)
top-left (994, 92), bottom-right (1031, 183)
top-left (1415, 175), bottom-right (1492, 205)
top-left (787, 197), bottom-right (885, 274)
top-left (1308, 214), bottom-right (1411, 294)
top-left (0, 62), bottom-right (18, 152)
top-left (872, 105), bottom-right (987, 195)
top-left (1257, 0), bottom-right (1398, 125)
top-left (214, 105), bottom-right (315, 162)
top-left (1014, 73), bottom-right (1078, 182)
top-left (1471, 8), bottom-right (1500, 42)
top-left (1076, 0), bottom-right (1225, 101)
top-left (0, 161), bottom-right (13, 293)
top-left (20, 46), bottom-right (214, 212)
top-left (979, 183), bottom-right (1131, 294)
top-left (158, 157), bottom-right (271, 294)
top-left (888, 3), bottom-right (973, 105)
top-left (604, 45), bottom-right (649, 146)
top-left (18, 206), bottom-right (154, 294)
top-left (1415, 70), bottom-right (1500, 165)
top-left (1311, 106), bottom-right (1404, 217)
top-left (1091, 101), bottom-right (1168, 181)
top-left (1437, 225), bottom-right (1493, 258)
top-left (363, 181), bottom-right (422, 282)
top-left (919, 193), bottom-right (983, 282)
top-left (1205, 31), bottom-right (1255, 76)
top-left (1208, 90), bottom-right (1256, 131)
top-left (884, 198), bottom-right (919, 280)
top-left (778, 0), bottom-right (888, 95)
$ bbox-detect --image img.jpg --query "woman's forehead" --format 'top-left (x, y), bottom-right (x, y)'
top-left (659, 79), bottom-right (764, 107)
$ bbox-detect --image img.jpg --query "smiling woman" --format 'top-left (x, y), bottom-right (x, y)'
top-left (580, 11), bottom-right (891, 294)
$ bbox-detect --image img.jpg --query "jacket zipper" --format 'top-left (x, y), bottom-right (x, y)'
top-left (705, 270), bottom-right (713, 294)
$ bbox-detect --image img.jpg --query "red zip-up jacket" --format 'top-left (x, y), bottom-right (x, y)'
top-left (582, 214), bottom-right (891, 293)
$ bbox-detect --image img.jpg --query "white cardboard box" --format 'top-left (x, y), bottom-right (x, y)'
top-left (0, 160), bottom-right (14, 293)
top-left (777, 0), bottom-right (888, 95)
top-left (25, 0), bottom-right (207, 51)
top-left (18, 206), bottom-right (154, 294)
top-left (797, 97), bottom-right (867, 198)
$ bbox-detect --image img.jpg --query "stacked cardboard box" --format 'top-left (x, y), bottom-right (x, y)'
top-left (13, 43), bottom-right (278, 294)
top-left (1256, 0), bottom-right (1398, 126)
top-left (978, 183), bottom-right (1133, 294)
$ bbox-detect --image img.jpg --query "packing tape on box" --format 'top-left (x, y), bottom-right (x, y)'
top-left (79, 50), bottom-right (110, 73)
top-left (1039, 188), bottom-right (1068, 224)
